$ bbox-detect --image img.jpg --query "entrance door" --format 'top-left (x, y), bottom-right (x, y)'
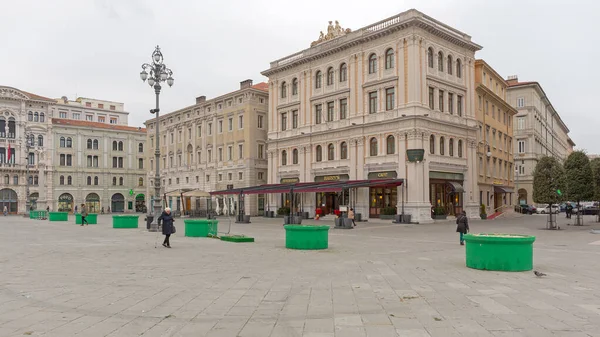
top-left (0, 188), bottom-right (18, 214)
top-left (111, 193), bottom-right (125, 212)
top-left (494, 192), bottom-right (502, 211)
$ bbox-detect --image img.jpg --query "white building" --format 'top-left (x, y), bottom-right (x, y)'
top-left (261, 10), bottom-right (482, 223)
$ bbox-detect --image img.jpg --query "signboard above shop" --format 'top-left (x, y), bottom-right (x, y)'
top-left (314, 174), bottom-right (350, 182)
top-left (281, 177), bottom-right (300, 184)
top-left (368, 171), bottom-right (398, 180)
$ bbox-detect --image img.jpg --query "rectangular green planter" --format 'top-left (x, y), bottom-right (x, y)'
top-left (284, 225), bottom-right (330, 250)
top-left (112, 215), bottom-right (139, 228)
top-left (464, 233), bottom-right (536, 272)
top-left (75, 213), bottom-right (98, 225)
top-left (184, 219), bottom-right (218, 237)
top-left (48, 212), bottom-right (68, 221)
top-left (220, 235), bottom-right (254, 243)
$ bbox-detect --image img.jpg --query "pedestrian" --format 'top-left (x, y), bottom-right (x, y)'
top-left (456, 210), bottom-right (469, 246)
top-left (101, 207), bottom-right (104, 214)
top-left (46, 206), bottom-right (50, 213)
top-left (74, 205), bottom-right (78, 214)
top-left (348, 207), bottom-right (356, 227)
top-left (3, 205), bottom-right (7, 216)
top-left (158, 207), bottom-right (175, 248)
top-left (80, 204), bottom-right (88, 226)
top-left (108, 206), bottom-right (111, 213)
top-left (566, 203), bottom-right (573, 219)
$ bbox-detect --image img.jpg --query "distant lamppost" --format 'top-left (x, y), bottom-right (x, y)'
top-left (23, 132), bottom-right (35, 217)
top-left (139, 45), bottom-right (174, 231)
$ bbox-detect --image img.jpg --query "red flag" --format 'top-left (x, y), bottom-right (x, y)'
top-left (7, 143), bottom-right (11, 162)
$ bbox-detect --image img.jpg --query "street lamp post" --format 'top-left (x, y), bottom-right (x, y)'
top-left (23, 132), bottom-right (34, 217)
top-left (140, 45), bottom-right (174, 232)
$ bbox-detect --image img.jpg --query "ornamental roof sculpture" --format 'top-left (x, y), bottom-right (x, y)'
top-left (311, 20), bottom-right (351, 47)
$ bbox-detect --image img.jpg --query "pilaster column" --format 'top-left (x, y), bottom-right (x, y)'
top-left (464, 139), bottom-right (480, 219)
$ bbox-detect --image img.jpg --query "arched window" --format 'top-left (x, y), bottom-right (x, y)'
top-left (138, 143), bottom-right (143, 153)
top-left (40, 113), bottom-right (45, 122)
top-left (7, 118), bottom-right (15, 138)
top-left (87, 176), bottom-right (92, 185)
top-left (430, 135), bottom-right (435, 154)
top-left (385, 48), bottom-right (394, 69)
top-left (87, 139), bottom-right (93, 149)
top-left (28, 111), bottom-right (33, 121)
top-left (292, 148), bottom-right (298, 164)
top-left (340, 142), bottom-right (348, 159)
top-left (370, 137), bottom-right (378, 156)
top-left (66, 137), bottom-right (72, 148)
top-left (118, 141), bottom-right (123, 151)
top-left (34, 112), bottom-right (39, 122)
top-left (281, 81), bottom-right (287, 98)
top-left (281, 150), bottom-right (287, 166)
top-left (315, 71), bottom-right (322, 89)
top-left (327, 143), bottom-right (334, 160)
top-left (447, 56), bottom-right (453, 75)
top-left (112, 177), bottom-right (117, 185)
top-left (93, 139), bottom-right (99, 149)
top-left (112, 141), bottom-right (117, 151)
top-left (60, 137), bottom-right (66, 148)
top-left (456, 59), bottom-right (462, 78)
top-left (368, 54), bottom-right (377, 74)
top-left (37, 135), bottom-right (43, 147)
top-left (458, 140), bottom-right (463, 158)
top-left (427, 48), bottom-right (434, 68)
top-left (316, 145), bottom-right (322, 162)
top-left (139, 177), bottom-right (144, 186)
top-left (119, 177), bottom-right (124, 186)
top-left (292, 78), bottom-right (298, 95)
top-left (438, 52), bottom-right (444, 71)
top-left (440, 137), bottom-right (445, 155)
top-left (386, 135), bottom-right (395, 154)
top-left (94, 176), bottom-right (99, 185)
top-left (59, 175), bottom-right (64, 185)
top-left (327, 67), bottom-right (334, 85)
top-left (449, 138), bottom-right (454, 157)
top-left (339, 63), bottom-right (347, 82)
top-left (67, 176), bottom-right (72, 185)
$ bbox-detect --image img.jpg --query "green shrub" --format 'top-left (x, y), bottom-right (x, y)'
top-left (381, 207), bottom-right (397, 215)
top-left (277, 207), bottom-right (290, 215)
top-left (480, 204), bottom-right (486, 215)
top-left (433, 207), bottom-right (446, 216)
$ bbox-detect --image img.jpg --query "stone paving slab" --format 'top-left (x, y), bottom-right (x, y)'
top-left (1, 214), bottom-right (600, 336)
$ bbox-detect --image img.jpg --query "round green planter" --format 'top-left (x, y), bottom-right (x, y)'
top-left (48, 212), bottom-right (69, 221)
top-left (112, 215), bottom-right (139, 228)
top-left (464, 233), bottom-right (536, 272)
top-left (184, 219), bottom-right (218, 237)
top-left (75, 213), bottom-right (98, 225)
top-left (284, 225), bottom-right (330, 250)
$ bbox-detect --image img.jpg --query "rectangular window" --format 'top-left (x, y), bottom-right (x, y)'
top-left (196, 176), bottom-right (199, 183)
top-left (478, 95), bottom-right (482, 109)
top-left (170, 133), bottom-right (174, 144)
top-left (228, 118), bottom-right (233, 131)
top-left (238, 115), bottom-right (243, 129)
top-left (85, 102), bottom-right (91, 107)
top-left (315, 104), bottom-right (322, 124)
top-left (110, 105), bottom-right (115, 110)
top-left (208, 149), bottom-right (212, 162)
top-left (238, 144), bottom-right (243, 159)
top-left (457, 95), bottom-right (463, 116)
top-left (517, 97), bottom-right (525, 108)
top-left (59, 112), bottom-right (67, 118)
top-left (518, 140), bottom-right (525, 153)
top-left (517, 117), bottom-right (525, 130)
top-left (369, 91), bottom-right (377, 114)
top-left (292, 110), bottom-right (298, 129)
top-left (258, 115), bottom-right (264, 129)
top-left (139, 158), bottom-right (143, 169)
top-left (208, 123), bottom-right (212, 135)
top-left (197, 125), bottom-right (202, 136)
top-left (98, 116), bottom-right (105, 123)
top-left (327, 102), bottom-right (334, 122)
top-left (492, 104), bottom-right (495, 119)
top-left (218, 120), bottom-right (223, 133)
top-left (385, 88), bottom-right (395, 111)
top-left (219, 174), bottom-right (222, 181)
top-left (438, 90), bottom-right (444, 112)
top-left (228, 146), bottom-right (232, 161)
top-left (98, 104), bottom-right (104, 109)
top-left (73, 113), bottom-right (80, 120)
top-left (228, 173), bottom-right (232, 181)
top-left (118, 157), bottom-right (123, 168)
top-left (339, 98), bottom-right (347, 119)
top-left (485, 101), bottom-right (489, 115)
top-left (110, 118), bottom-right (117, 124)
top-left (206, 175), bottom-right (210, 182)
top-left (188, 128), bottom-right (192, 140)
top-left (218, 148), bottom-right (223, 162)
top-left (258, 172), bottom-right (264, 180)
top-left (239, 172), bottom-right (243, 180)
top-left (281, 112), bottom-right (287, 131)
top-left (448, 93), bottom-right (454, 115)
top-left (258, 144), bottom-right (264, 159)
top-left (429, 87), bottom-right (435, 110)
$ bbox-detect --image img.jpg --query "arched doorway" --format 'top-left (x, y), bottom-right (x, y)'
top-left (111, 193), bottom-right (125, 213)
top-left (518, 189), bottom-right (527, 205)
top-left (58, 193), bottom-right (74, 212)
top-left (135, 194), bottom-right (146, 213)
top-left (29, 192), bottom-right (39, 211)
top-left (85, 193), bottom-right (100, 213)
top-left (0, 188), bottom-right (18, 214)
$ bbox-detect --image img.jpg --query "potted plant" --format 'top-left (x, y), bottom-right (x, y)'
top-left (432, 207), bottom-right (447, 220)
top-left (277, 207), bottom-right (290, 219)
top-left (379, 207), bottom-right (397, 220)
top-left (480, 204), bottom-right (487, 220)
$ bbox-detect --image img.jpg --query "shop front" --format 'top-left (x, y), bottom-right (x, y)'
top-left (280, 178), bottom-right (300, 213)
top-left (314, 174), bottom-right (349, 215)
top-left (493, 184), bottom-right (514, 210)
top-left (58, 193), bottom-right (74, 212)
top-left (135, 194), bottom-right (146, 213)
top-left (111, 193), bottom-right (125, 213)
top-left (0, 188), bottom-right (18, 214)
top-left (85, 193), bottom-right (100, 213)
top-left (368, 171), bottom-right (398, 218)
top-left (429, 171), bottom-right (464, 218)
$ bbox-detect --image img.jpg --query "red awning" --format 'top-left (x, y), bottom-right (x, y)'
top-left (209, 179), bottom-right (403, 196)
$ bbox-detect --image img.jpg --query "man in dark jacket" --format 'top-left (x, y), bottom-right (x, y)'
top-left (158, 207), bottom-right (175, 248)
top-left (456, 211), bottom-right (469, 245)
top-left (80, 204), bottom-right (88, 226)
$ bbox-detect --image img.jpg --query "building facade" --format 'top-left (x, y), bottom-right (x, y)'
top-left (261, 10), bottom-right (483, 223)
top-left (55, 96), bottom-right (129, 125)
top-left (506, 76), bottom-right (571, 205)
top-left (144, 80), bottom-right (269, 216)
top-left (474, 60), bottom-right (516, 214)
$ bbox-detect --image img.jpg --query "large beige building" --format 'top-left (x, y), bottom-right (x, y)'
top-left (507, 76), bottom-right (572, 205)
top-left (474, 60), bottom-right (516, 214)
top-left (144, 80), bottom-right (269, 216)
top-left (261, 10), bottom-right (483, 223)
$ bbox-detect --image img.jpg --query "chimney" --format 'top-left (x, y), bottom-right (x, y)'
top-left (196, 96), bottom-right (206, 104)
top-left (240, 79), bottom-right (253, 89)
top-left (506, 75), bottom-right (518, 85)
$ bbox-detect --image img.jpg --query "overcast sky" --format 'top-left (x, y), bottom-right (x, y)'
top-left (1, 0), bottom-right (598, 151)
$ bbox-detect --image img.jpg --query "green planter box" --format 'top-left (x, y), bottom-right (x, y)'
top-left (464, 234), bottom-right (536, 272)
top-left (48, 212), bottom-right (68, 222)
top-left (284, 225), bottom-right (330, 250)
top-left (75, 213), bottom-right (98, 225)
top-left (220, 235), bottom-right (254, 243)
top-left (112, 215), bottom-right (139, 228)
top-left (184, 219), bottom-right (218, 237)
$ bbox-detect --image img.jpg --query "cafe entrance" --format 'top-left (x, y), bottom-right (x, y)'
top-left (367, 171), bottom-right (399, 218)
top-left (314, 174), bottom-right (349, 215)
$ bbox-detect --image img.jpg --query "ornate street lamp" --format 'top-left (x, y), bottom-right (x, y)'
top-left (140, 45), bottom-right (174, 232)
top-left (23, 132), bottom-right (35, 217)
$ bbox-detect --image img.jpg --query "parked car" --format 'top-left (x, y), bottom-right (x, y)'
top-left (517, 204), bottom-right (536, 214)
top-left (537, 204), bottom-right (559, 214)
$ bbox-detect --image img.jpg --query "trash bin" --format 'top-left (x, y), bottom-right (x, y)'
top-left (145, 215), bottom-right (154, 229)
top-left (355, 213), bottom-right (362, 222)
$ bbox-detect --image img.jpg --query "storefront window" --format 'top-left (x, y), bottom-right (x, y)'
top-left (369, 187), bottom-right (397, 218)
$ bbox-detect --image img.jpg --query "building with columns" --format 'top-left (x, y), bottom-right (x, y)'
top-left (261, 9), bottom-right (482, 223)
top-left (143, 80), bottom-right (269, 216)
top-left (474, 60), bottom-right (516, 214)
top-left (506, 76), bottom-right (572, 205)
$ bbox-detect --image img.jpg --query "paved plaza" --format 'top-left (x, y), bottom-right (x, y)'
top-left (1, 214), bottom-right (600, 337)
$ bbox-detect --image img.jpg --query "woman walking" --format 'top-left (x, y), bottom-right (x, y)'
top-left (456, 210), bottom-right (469, 245)
top-left (158, 207), bottom-right (175, 248)
top-left (80, 204), bottom-right (89, 226)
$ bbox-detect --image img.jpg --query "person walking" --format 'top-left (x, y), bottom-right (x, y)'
top-left (566, 203), bottom-right (573, 219)
top-left (3, 205), bottom-right (7, 216)
top-left (348, 207), bottom-right (356, 227)
top-left (80, 204), bottom-right (89, 226)
top-left (456, 210), bottom-right (469, 246)
top-left (158, 207), bottom-right (175, 248)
